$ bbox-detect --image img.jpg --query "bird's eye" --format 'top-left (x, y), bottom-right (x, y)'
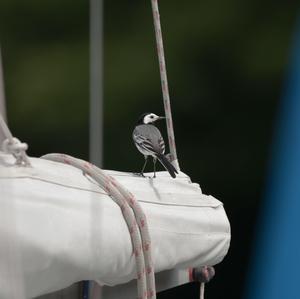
top-left (150, 115), bottom-right (154, 118)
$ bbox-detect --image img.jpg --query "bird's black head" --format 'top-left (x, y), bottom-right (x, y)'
top-left (137, 112), bottom-right (165, 125)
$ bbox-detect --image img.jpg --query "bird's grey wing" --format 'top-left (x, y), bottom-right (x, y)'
top-left (133, 127), bottom-right (157, 154)
top-left (144, 125), bottom-right (165, 154)
top-left (133, 125), bottom-right (165, 154)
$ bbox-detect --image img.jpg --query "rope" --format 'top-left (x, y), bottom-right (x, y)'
top-left (150, 0), bottom-right (180, 171)
top-left (0, 113), bottom-right (31, 166)
top-left (200, 283), bottom-right (205, 299)
top-left (200, 282), bottom-right (205, 299)
top-left (150, 5), bottom-right (218, 297)
top-left (41, 154), bottom-right (156, 299)
top-left (189, 266), bottom-right (215, 299)
top-left (0, 46), bottom-right (7, 144)
top-left (0, 48), bottom-right (30, 167)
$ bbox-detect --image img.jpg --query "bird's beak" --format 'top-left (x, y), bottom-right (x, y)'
top-left (158, 116), bottom-right (166, 120)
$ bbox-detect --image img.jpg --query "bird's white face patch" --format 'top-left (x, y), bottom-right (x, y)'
top-left (143, 113), bottom-right (160, 124)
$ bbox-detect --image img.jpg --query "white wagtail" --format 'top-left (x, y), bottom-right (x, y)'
top-left (132, 112), bottom-right (178, 178)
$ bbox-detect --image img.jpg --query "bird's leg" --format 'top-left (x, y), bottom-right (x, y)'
top-left (153, 157), bottom-right (157, 178)
top-left (140, 156), bottom-right (148, 177)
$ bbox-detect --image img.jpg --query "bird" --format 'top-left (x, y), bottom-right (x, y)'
top-left (132, 112), bottom-right (178, 178)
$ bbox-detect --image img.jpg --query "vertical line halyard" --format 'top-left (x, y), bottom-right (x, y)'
top-left (0, 48), bottom-right (31, 167)
top-left (0, 47), bottom-right (8, 143)
top-left (150, 0), bottom-right (180, 171)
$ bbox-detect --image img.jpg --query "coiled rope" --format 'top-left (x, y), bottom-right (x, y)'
top-left (41, 153), bottom-right (156, 299)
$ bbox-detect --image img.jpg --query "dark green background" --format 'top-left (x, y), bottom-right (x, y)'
top-left (1, 1), bottom-right (299, 298)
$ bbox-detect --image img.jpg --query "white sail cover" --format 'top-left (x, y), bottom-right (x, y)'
top-left (0, 152), bottom-right (230, 298)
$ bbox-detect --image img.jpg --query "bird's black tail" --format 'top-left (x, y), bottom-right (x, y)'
top-left (156, 153), bottom-right (178, 178)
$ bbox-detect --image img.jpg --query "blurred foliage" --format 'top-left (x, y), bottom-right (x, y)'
top-left (0, 1), bottom-right (299, 298)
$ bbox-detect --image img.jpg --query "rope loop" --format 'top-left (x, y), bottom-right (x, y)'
top-left (2, 137), bottom-right (30, 166)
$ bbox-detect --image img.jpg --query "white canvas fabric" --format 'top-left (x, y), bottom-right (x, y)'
top-left (0, 152), bottom-right (230, 298)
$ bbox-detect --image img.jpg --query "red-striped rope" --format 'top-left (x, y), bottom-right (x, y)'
top-left (150, 0), bottom-right (180, 171)
top-left (41, 154), bottom-right (156, 299)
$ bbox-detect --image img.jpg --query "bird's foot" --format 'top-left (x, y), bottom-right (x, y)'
top-left (133, 172), bottom-right (146, 177)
